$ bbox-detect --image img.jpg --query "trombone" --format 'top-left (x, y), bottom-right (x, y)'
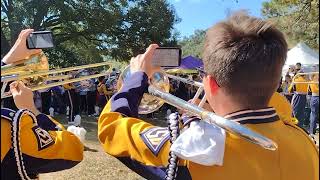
top-left (291, 72), bottom-right (319, 84)
top-left (1, 52), bottom-right (112, 99)
top-left (1, 53), bottom-right (278, 151)
top-left (118, 66), bottom-right (278, 151)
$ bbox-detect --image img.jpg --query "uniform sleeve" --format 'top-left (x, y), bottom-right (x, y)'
top-left (1, 108), bottom-right (83, 177)
top-left (98, 72), bottom-right (173, 179)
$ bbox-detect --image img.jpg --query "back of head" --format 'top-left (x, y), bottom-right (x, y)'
top-left (203, 11), bottom-right (287, 107)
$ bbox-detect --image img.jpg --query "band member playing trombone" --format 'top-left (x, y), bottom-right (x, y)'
top-left (288, 71), bottom-right (309, 127)
top-left (98, 12), bottom-right (318, 180)
top-left (1, 29), bottom-right (84, 179)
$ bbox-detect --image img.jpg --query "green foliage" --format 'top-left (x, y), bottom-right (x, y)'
top-left (262, 0), bottom-right (319, 50)
top-left (179, 29), bottom-right (206, 59)
top-left (1, 0), bottom-right (179, 66)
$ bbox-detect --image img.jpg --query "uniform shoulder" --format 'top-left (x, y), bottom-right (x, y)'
top-left (282, 120), bottom-right (318, 151)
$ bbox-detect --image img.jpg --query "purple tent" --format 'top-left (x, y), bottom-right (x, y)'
top-left (179, 56), bottom-right (203, 69)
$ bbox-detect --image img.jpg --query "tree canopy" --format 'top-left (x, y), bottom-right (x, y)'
top-left (178, 29), bottom-right (206, 59)
top-left (1, 0), bottom-right (179, 67)
top-left (262, 0), bottom-right (319, 50)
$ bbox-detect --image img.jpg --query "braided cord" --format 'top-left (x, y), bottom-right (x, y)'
top-left (12, 109), bottom-right (38, 180)
top-left (165, 112), bottom-right (180, 180)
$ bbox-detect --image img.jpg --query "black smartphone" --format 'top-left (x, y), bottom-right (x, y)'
top-left (26, 31), bottom-right (54, 49)
top-left (152, 47), bottom-right (181, 67)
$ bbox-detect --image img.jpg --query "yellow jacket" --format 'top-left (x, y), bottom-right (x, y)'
top-left (97, 83), bottom-right (112, 96)
top-left (98, 72), bottom-right (319, 180)
top-left (1, 108), bottom-right (83, 179)
top-left (288, 76), bottom-right (308, 94)
top-left (63, 83), bottom-right (75, 90)
top-left (269, 92), bottom-right (298, 124)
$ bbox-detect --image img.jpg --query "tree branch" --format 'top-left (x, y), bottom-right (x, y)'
top-left (1, 1), bottom-right (8, 14)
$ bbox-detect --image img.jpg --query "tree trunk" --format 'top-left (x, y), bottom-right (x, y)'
top-left (1, 28), bottom-right (11, 57)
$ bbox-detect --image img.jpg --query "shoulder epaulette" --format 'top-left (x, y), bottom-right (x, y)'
top-left (1, 108), bottom-right (16, 121)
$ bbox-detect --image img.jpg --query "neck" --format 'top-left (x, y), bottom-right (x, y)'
top-left (210, 94), bottom-right (267, 117)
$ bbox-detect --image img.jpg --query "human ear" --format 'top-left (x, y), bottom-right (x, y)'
top-left (205, 75), bottom-right (219, 95)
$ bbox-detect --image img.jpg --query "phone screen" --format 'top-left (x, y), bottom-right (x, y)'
top-left (27, 31), bottom-right (54, 49)
top-left (152, 47), bottom-right (181, 67)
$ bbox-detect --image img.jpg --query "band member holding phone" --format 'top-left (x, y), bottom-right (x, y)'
top-left (1, 29), bottom-right (84, 179)
top-left (98, 12), bottom-right (318, 180)
top-left (1, 29), bottom-right (42, 111)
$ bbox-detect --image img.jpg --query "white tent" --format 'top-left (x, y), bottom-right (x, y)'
top-left (282, 42), bottom-right (319, 76)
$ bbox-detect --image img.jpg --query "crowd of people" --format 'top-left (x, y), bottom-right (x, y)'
top-left (277, 62), bottom-right (319, 137)
top-left (2, 67), bottom-right (121, 124)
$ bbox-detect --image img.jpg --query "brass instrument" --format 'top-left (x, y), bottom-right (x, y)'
top-left (1, 53), bottom-right (112, 99)
top-left (118, 66), bottom-right (278, 151)
top-left (292, 72), bottom-right (319, 84)
top-left (1, 54), bottom-right (278, 150)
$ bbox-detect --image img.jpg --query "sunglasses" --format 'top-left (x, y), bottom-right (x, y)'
top-left (197, 68), bottom-right (220, 87)
top-left (197, 68), bottom-right (208, 79)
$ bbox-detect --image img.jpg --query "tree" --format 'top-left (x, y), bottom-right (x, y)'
top-left (262, 0), bottom-right (319, 50)
top-left (179, 29), bottom-right (206, 59)
top-left (1, 0), bottom-right (179, 66)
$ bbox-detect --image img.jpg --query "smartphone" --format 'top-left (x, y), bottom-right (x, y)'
top-left (27, 31), bottom-right (54, 49)
top-left (152, 47), bottom-right (181, 67)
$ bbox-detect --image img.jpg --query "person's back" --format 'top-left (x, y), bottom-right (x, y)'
top-left (98, 11), bottom-right (319, 180)
top-left (188, 119), bottom-right (318, 180)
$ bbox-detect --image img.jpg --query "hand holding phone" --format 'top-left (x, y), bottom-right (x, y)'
top-left (2, 29), bottom-right (42, 65)
top-left (27, 31), bottom-right (54, 49)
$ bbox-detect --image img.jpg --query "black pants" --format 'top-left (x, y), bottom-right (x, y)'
top-left (87, 91), bottom-right (96, 115)
top-left (80, 94), bottom-right (87, 114)
top-left (74, 92), bottom-right (80, 116)
top-left (65, 90), bottom-right (75, 123)
top-left (41, 91), bottom-right (52, 115)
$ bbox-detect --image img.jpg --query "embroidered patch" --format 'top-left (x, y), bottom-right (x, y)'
top-left (32, 126), bottom-right (54, 151)
top-left (140, 127), bottom-right (170, 156)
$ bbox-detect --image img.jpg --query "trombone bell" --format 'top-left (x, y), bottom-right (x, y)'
top-left (118, 66), bottom-right (170, 114)
top-left (2, 53), bottom-right (49, 87)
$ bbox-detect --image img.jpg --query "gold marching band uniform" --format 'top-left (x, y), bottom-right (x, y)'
top-left (1, 63), bottom-right (84, 179)
top-left (98, 72), bottom-right (319, 180)
top-left (1, 108), bottom-right (84, 179)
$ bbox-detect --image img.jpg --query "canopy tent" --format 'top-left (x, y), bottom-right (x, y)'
top-left (165, 56), bottom-right (203, 74)
top-left (179, 56), bottom-right (203, 69)
top-left (283, 42), bottom-right (319, 75)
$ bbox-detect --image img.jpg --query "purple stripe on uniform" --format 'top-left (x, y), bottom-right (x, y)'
top-left (110, 72), bottom-right (148, 117)
top-left (36, 114), bottom-right (59, 131)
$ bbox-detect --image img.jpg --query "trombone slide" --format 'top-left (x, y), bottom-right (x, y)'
top-left (148, 85), bottom-right (278, 151)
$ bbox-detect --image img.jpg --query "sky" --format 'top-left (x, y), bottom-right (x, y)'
top-left (168, 0), bottom-right (268, 38)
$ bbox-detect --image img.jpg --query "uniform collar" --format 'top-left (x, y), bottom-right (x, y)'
top-left (224, 107), bottom-right (279, 124)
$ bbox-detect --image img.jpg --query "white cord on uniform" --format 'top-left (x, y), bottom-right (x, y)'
top-left (165, 112), bottom-right (180, 180)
